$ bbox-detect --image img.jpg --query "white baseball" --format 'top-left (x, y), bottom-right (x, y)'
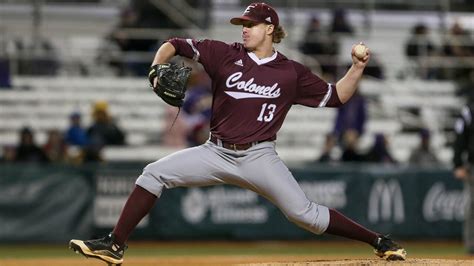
top-left (354, 44), bottom-right (367, 59)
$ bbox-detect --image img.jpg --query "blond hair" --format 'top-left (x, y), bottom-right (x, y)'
top-left (273, 25), bottom-right (287, 43)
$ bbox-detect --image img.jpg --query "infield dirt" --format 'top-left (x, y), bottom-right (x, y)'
top-left (1, 257), bottom-right (473, 266)
top-left (0, 240), bottom-right (472, 266)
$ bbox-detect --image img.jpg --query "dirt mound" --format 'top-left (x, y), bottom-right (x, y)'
top-left (241, 258), bottom-right (473, 265)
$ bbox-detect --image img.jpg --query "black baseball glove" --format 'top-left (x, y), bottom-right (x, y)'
top-left (148, 63), bottom-right (192, 107)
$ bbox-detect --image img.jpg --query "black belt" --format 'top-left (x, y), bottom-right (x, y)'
top-left (210, 135), bottom-right (269, 151)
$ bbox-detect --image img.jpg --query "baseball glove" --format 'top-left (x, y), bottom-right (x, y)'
top-left (148, 63), bottom-right (192, 107)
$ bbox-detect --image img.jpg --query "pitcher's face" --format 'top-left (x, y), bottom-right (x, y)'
top-left (241, 21), bottom-right (273, 51)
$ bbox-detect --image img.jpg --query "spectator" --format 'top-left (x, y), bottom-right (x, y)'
top-left (457, 69), bottom-right (474, 101)
top-left (363, 54), bottom-right (385, 79)
top-left (0, 145), bottom-right (16, 162)
top-left (161, 106), bottom-right (188, 148)
top-left (15, 38), bottom-right (60, 76)
top-left (101, 6), bottom-right (158, 76)
top-left (340, 129), bottom-right (364, 162)
top-left (0, 38), bottom-right (11, 88)
top-left (0, 57), bottom-right (11, 88)
top-left (299, 15), bottom-right (339, 79)
top-left (365, 133), bottom-right (396, 164)
top-left (15, 127), bottom-right (49, 163)
top-left (65, 112), bottom-right (89, 147)
top-left (333, 89), bottom-right (367, 141)
top-left (80, 138), bottom-right (104, 163)
top-left (444, 21), bottom-right (474, 58)
top-left (43, 129), bottom-right (68, 163)
top-left (405, 23), bottom-right (440, 79)
top-left (182, 69), bottom-right (212, 146)
top-left (408, 128), bottom-right (439, 166)
top-left (317, 133), bottom-right (338, 163)
top-left (131, 0), bottom-right (183, 29)
top-left (406, 23), bottom-right (436, 58)
top-left (87, 101), bottom-right (126, 146)
top-left (330, 8), bottom-right (354, 35)
top-left (300, 16), bottom-right (326, 56)
top-left (443, 21), bottom-right (474, 80)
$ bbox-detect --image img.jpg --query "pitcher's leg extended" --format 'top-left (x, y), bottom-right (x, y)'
top-left (239, 146), bottom-right (406, 260)
top-left (70, 144), bottom-right (230, 264)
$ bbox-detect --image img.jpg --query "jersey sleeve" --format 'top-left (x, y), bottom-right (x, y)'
top-left (166, 38), bottom-right (232, 78)
top-left (293, 62), bottom-right (342, 108)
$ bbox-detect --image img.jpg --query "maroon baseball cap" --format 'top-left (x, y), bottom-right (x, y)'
top-left (230, 2), bottom-right (279, 27)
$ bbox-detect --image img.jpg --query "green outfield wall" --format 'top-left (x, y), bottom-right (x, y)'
top-left (0, 163), bottom-right (466, 243)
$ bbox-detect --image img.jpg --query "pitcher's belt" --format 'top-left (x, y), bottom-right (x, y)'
top-left (210, 135), bottom-right (270, 151)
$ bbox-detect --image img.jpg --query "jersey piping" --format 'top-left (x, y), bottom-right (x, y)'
top-left (247, 51), bottom-right (278, 65)
top-left (318, 84), bottom-right (333, 107)
top-left (186, 39), bottom-right (200, 61)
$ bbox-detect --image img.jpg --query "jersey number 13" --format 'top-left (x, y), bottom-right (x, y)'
top-left (257, 103), bottom-right (276, 122)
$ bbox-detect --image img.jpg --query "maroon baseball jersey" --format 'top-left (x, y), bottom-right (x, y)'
top-left (167, 38), bottom-right (342, 144)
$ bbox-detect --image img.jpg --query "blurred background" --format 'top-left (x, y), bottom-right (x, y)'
top-left (0, 0), bottom-right (473, 254)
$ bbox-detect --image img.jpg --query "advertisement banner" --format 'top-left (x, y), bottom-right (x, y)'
top-left (149, 165), bottom-right (466, 239)
top-left (0, 163), bottom-right (466, 242)
top-left (0, 164), bottom-right (94, 243)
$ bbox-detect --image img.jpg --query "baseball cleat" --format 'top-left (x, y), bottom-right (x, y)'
top-left (373, 235), bottom-right (406, 261)
top-left (69, 233), bottom-right (127, 265)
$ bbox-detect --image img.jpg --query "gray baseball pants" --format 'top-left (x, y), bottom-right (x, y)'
top-left (136, 140), bottom-right (330, 235)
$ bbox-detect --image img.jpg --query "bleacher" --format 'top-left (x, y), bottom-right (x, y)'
top-left (0, 75), bottom-right (460, 164)
top-left (0, 2), bottom-right (468, 165)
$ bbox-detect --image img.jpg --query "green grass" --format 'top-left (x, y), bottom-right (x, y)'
top-left (0, 240), bottom-right (466, 259)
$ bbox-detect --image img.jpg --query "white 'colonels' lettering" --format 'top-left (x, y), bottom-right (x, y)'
top-left (225, 72), bottom-right (281, 99)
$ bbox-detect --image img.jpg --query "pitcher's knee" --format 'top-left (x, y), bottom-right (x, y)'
top-left (286, 202), bottom-right (330, 235)
top-left (135, 162), bottom-right (165, 197)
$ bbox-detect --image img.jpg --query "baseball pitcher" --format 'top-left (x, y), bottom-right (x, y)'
top-left (70, 3), bottom-right (406, 265)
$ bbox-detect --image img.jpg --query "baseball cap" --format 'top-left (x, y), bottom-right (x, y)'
top-left (70, 111), bottom-right (81, 119)
top-left (230, 2), bottom-right (279, 27)
top-left (93, 100), bottom-right (109, 111)
top-left (420, 128), bottom-right (431, 138)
